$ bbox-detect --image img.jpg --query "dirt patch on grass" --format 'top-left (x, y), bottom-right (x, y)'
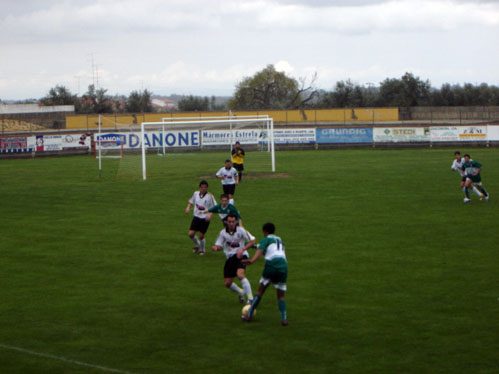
top-left (200, 173), bottom-right (291, 179)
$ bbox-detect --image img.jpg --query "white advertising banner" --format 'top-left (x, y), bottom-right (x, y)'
top-left (487, 125), bottom-right (499, 141)
top-left (374, 127), bottom-right (430, 142)
top-left (36, 135), bottom-right (63, 151)
top-left (62, 133), bottom-right (91, 149)
top-left (457, 126), bottom-right (487, 141)
top-left (201, 129), bottom-right (261, 146)
top-left (430, 126), bottom-right (459, 141)
top-left (431, 126), bottom-right (487, 142)
top-left (201, 128), bottom-right (316, 146)
top-left (272, 128), bottom-right (316, 144)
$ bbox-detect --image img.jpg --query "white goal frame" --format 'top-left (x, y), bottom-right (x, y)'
top-left (140, 117), bottom-right (275, 180)
top-left (96, 115), bottom-right (125, 177)
top-left (158, 115), bottom-right (271, 156)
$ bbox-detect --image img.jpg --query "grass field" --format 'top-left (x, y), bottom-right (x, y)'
top-left (1, 148), bottom-right (498, 374)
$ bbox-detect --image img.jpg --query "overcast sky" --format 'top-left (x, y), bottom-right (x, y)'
top-left (1, 0), bottom-right (498, 100)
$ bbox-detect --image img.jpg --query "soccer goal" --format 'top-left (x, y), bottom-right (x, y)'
top-left (140, 116), bottom-right (275, 180)
top-left (158, 115), bottom-right (271, 156)
top-left (95, 115), bottom-right (127, 177)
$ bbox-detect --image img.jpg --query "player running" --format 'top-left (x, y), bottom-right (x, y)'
top-left (216, 159), bottom-right (239, 205)
top-left (185, 180), bottom-right (217, 255)
top-left (211, 214), bottom-right (255, 304)
top-left (205, 193), bottom-right (243, 227)
top-left (461, 154), bottom-right (490, 202)
top-left (242, 222), bottom-right (288, 326)
top-left (451, 151), bottom-right (471, 203)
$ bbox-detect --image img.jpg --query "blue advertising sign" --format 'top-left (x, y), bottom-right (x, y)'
top-left (316, 128), bottom-right (373, 143)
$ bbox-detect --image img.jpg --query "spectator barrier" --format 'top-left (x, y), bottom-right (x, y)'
top-left (1, 125), bottom-right (498, 154)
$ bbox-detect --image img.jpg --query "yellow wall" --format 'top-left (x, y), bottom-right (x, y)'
top-left (65, 108), bottom-right (399, 129)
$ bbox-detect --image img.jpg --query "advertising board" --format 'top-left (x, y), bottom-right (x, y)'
top-left (316, 128), bottom-right (373, 143)
top-left (0, 136), bottom-right (35, 153)
top-left (374, 127), bottom-right (430, 142)
top-left (96, 131), bottom-right (200, 149)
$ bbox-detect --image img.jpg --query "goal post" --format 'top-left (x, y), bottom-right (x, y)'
top-left (95, 115), bottom-right (126, 177)
top-left (140, 117), bottom-right (275, 180)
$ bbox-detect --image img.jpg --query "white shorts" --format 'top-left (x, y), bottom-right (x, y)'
top-left (259, 277), bottom-right (287, 291)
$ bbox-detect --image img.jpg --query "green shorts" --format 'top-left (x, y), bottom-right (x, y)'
top-left (260, 259), bottom-right (288, 291)
top-left (467, 174), bottom-right (482, 184)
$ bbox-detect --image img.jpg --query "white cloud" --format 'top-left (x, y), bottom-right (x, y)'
top-left (0, 0), bottom-right (498, 99)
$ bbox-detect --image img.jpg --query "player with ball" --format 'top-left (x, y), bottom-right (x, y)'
top-left (242, 222), bottom-right (288, 326)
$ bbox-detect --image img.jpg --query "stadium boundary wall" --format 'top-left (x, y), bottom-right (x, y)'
top-left (65, 108), bottom-right (399, 130)
top-left (2, 124), bottom-right (499, 157)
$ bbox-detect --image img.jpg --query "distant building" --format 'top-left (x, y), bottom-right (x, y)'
top-left (0, 103), bottom-right (75, 114)
top-left (152, 98), bottom-right (177, 111)
top-left (0, 104), bottom-right (75, 131)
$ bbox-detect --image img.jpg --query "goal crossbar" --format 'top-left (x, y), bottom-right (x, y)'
top-left (161, 115), bottom-right (269, 122)
top-left (140, 117), bottom-right (275, 180)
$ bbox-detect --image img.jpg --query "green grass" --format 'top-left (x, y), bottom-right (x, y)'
top-left (1, 148), bottom-right (498, 374)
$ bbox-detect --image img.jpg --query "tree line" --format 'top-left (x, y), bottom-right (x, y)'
top-left (16, 65), bottom-right (499, 113)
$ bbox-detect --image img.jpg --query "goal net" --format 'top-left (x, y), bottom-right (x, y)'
top-left (94, 138), bottom-right (125, 160)
top-left (140, 116), bottom-right (275, 180)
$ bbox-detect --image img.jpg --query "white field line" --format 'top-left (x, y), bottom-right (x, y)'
top-left (0, 343), bottom-right (138, 374)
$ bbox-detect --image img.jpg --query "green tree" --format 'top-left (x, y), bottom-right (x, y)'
top-left (332, 79), bottom-right (363, 107)
top-left (210, 96), bottom-right (227, 111)
top-left (79, 84), bottom-right (113, 114)
top-left (228, 65), bottom-right (317, 110)
top-left (126, 89), bottom-right (153, 113)
top-left (178, 95), bottom-right (210, 111)
top-left (40, 85), bottom-right (77, 106)
top-left (378, 72), bottom-right (431, 107)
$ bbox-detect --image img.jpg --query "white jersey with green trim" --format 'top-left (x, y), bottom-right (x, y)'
top-left (258, 235), bottom-right (287, 262)
top-left (215, 226), bottom-right (255, 259)
top-left (189, 191), bottom-right (216, 219)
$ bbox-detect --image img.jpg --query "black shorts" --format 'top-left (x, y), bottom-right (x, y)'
top-left (223, 184), bottom-right (236, 195)
top-left (224, 254), bottom-right (248, 278)
top-left (189, 216), bottom-right (210, 234)
top-left (233, 163), bottom-right (244, 172)
top-left (461, 176), bottom-right (467, 183)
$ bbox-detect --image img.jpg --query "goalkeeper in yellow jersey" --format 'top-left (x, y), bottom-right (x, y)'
top-left (231, 141), bottom-right (245, 182)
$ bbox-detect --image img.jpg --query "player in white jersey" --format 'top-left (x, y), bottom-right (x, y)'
top-left (242, 222), bottom-right (288, 326)
top-left (216, 159), bottom-right (239, 205)
top-left (211, 214), bottom-right (255, 304)
top-left (185, 180), bottom-right (217, 255)
top-left (451, 151), bottom-right (471, 202)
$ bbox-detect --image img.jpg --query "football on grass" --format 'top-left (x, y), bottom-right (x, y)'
top-left (242, 304), bottom-right (255, 317)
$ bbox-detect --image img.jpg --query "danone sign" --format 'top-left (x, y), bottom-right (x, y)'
top-left (96, 131), bottom-right (200, 148)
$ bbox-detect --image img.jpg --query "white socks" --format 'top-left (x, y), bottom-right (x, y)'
top-left (229, 282), bottom-right (243, 294)
top-left (240, 278), bottom-right (253, 300)
top-left (472, 186), bottom-right (482, 197)
top-left (191, 236), bottom-right (201, 247)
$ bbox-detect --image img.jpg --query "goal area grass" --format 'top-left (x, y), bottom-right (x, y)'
top-left (1, 148), bottom-right (498, 374)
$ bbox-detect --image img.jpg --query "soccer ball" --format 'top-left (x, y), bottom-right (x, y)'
top-left (241, 304), bottom-right (255, 317)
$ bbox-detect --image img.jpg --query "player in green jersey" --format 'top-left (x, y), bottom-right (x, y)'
top-left (242, 222), bottom-right (288, 326)
top-left (461, 154), bottom-right (490, 202)
top-left (205, 194), bottom-right (243, 227)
